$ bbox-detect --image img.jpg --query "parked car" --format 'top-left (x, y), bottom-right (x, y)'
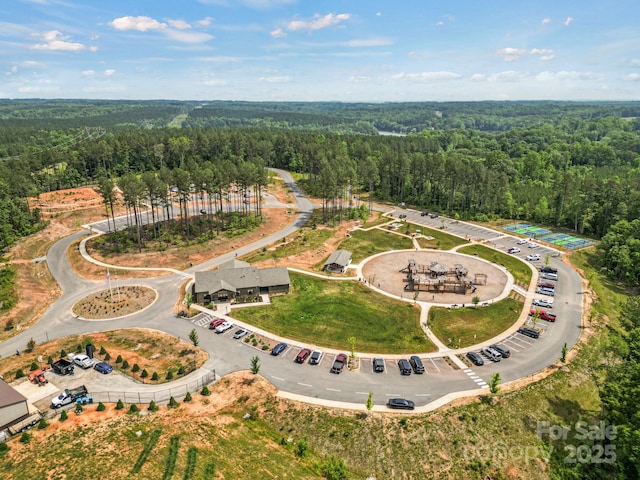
top-left (330, 353), bottom-right (348, 373)
top-left (518, 327), bottom-right (540, 339)
top-left (536, 287), bottom-right (555, 297)
top-left (482, 347), bottom-right (502, 362)
top-left (525, 254), bottom-right (541, 261)
top-left (516, 239), bottom-right (528, 245)
top-left (529, 309), bottom-right (557, 322)
top-left (294, 348), bottom-right (311, 364)
top-left (209, 318), bottom-right (225, 329)
top-left (527, 242), bottom-right (539, 249)
top-left (398, 359), bottom-right (412, 375)
top-left (532, 298), bottom-right (553, 308)
top-left (507, 247), bottom-right (521, 254)
top-left (540, 266), bottom-right (558, 274)
top-left (73, 354), bottom-right (92, 369)
top-left (93, 362), bottom-right (113, 374)
top-left (215, 321), bottom-right (233, 333)
top-left (309, 350), bottom-right (323, 365)
top-left (490, 344), bottom-right (511, 359)
top-left (409, 355), bottom-right (425, 374)
top-left (373, 357), bottom-right (385, 373)
top-left (466, 351), bottom-right (484, 366)
top-left (387, 398), bottom-right (415, 410)
top-left (271, 343), bottom-right (288, 356)
top-left (537, 282), bottom-right (555, 289)
top-left (429, 213), bottom-right (439, 218)
top-left (399, 214), bottom-right (407, 219)
top-left (540, 272), bottom-right (559, 281)
top-left (420, 212), bottom-right (428, 217)
top-left (233, 328), bottom-right (248, 339)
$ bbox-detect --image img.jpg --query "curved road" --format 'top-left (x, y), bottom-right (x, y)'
top-left (1, 170), bottom-right (583, 412)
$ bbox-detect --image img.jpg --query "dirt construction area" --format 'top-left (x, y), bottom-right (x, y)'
top-left (361, 250), bottom-right (508, 304)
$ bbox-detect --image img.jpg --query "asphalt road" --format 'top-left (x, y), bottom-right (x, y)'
top-left (1, 171), bottom-right (583, 411)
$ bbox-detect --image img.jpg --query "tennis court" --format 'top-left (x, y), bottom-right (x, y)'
top-left (503, 224), bottom-right (594, 250)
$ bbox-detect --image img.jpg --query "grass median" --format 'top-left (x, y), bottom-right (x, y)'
top-left (232, 272), bottom-right (436, 354)
top-left (458, 244), bottom-right (532, 286)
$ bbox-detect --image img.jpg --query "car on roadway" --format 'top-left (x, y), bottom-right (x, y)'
top-left (94, 362), bottom-right (113, 374)
top-left (294, 348), bottom-right (311, 364)
top-left (532, 298), bottom-right (553, 308)
top-left (398, 359), bottom-right (412, 375)
top-left (330, 353), bottom-right (348, 373)
top-left (271, 343), bottom-right (288, 356)
top-left (373, 357), bottom-right (385, 373)
top-left (309, 350), bottom-right (323, 365)
top-left (490, 344), bottom-right (511, 359)
top-left (466, 351), bottom-right (484, 366)
top-left (215, 321), bottom-right (234, 333)
top-left (233, 328), bottom-right (248, 339)
top-left (73, 354), bottom-right (93, 369)
top-left (516, 239), bottom-right (528, 245)
top-left (387, 398), bottom-right (415, 410)
top-left (525, 254), bottom-right (541, 261)
top-left (507, 247), bottom-right (521, 254)
top-left (518, 327), bottom-right (540, 339)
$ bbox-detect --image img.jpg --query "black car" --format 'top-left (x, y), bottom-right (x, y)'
top-left (518, 327), bottom-right (540, 339)
top-left (373, 358), bottom-right (385, 373)
top-left (398, 359), bottom-right (412, 375)
top-left (466, 351), bottom-right (484, 366)
top-left (490, 344), bottom-right (511, 359)
top-left (420, 212), bottom-right (428, 216)
top-left (387, 398), bottom-right (415, 410)
top-left (540, 266), bottom-right (558, 274)
top-left (409, 355), bottom-right (425, 374)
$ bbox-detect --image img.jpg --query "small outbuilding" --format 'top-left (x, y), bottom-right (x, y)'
top-left (0, 380), bottom-right (29, 431)
top-left (324, 249), bottom-right (352, 273)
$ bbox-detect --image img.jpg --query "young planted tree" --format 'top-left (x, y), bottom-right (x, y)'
top-left (561, 342), bottom-right (568, 363)
top-left (348, 336), bottom-right (357, 359)
top-left (189, 328), bottom-right (199, 347)
top-left (250, 355), bottom-right (260, 375)
top-left (26, 338), bottom-right (36, 352)
top-left (489, 372), bottom-right (501, 395)
top-left (366, 391), bottom-right (374, 412)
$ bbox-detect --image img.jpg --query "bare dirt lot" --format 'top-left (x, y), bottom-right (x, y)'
top-left (361, 250), bottom-right (508, 304)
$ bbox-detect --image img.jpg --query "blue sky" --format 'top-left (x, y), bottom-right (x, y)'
top-left (1, 0), bottom-right (639, 101)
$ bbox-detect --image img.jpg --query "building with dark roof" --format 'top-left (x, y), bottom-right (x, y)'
top-left (0, 380), bottom-right (29, 431)
top-left (192, 260), bottom-right (290, 303)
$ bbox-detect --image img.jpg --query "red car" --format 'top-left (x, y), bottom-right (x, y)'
top-left (209, 318), bottom-right (225, 329)
top-left (529, 309), bottom-right (557, 322)
top-left (537, 282), bottom-right (555, 290)
top-left (294, 348), bottom-right (311, 364)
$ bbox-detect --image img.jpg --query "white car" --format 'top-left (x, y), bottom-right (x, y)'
top-left (536, 287), bottom-right (555, 297)
top-left (73, 354), bottom-right (93, 369)
top-left (507, 247), bottom-right (521, 254)
top-left (540, 272), bottom-right (558, 281)
top-left (516, 239), bottom-right (528, 245)
top-left (527, 242), bottom-right (539, 249)
top-left (525, 254), bottom-right (541, 261)
top-left (233, 328), bottom-right (248, 339)
top-left (215, 321), bottom-right (233, 333)
top-left (532, 298), bottom-right (553, 308)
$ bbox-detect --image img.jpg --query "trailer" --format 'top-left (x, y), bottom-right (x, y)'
top-left (7, 412), bottom-right (42, 436)
top-left (51, 358), bottom-right (74, 376)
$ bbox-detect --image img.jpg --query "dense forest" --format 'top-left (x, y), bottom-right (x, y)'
top-left (1, 99), bottom-right (640, 285)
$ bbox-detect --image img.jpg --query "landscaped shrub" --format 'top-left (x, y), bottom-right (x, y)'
top-left (141, 369), bottom-right (149, 378)
top-left (151, 372), bottom-right (159, 381)
top-left (29, 362), bottom-right (39, 371)
top-left (96, 402), bottom-right (106, 412)
top-left (121, 360), bottom-right (130, 370)
top-left (104, 352), bottom-right (111, 361)
top-left (115, 355), bottom-right (123, 364)
top-left (148, 401), bottom-right (159, 412)
top-left (59, 410), bottom-right (68, 421)
top-left (201, 386), bottom-right (211, 396)
top-left (19, 432), bottom-right (31, 444)
top-left (168, 396), bottom-right (179, 408)
top-left (115, 399), bottom-right (124, 410)
top-left (37, 418), bottom-right (48, 430)
top-left (0, 442), bottom-right (9, 456)
top-left (166, 370), bottom-right (174, 380)
top-left (184, 392), bottom-right (192, 402)
top-left (132, 363), bottom-right (140, 373)
top-left (99, 346), bottom-right (107, 355)
top-left (177, 365), bottom-right (184, 375)
top-left (60, 349), bottom-right (67, 357)
top-left (75, 403), bottom-right (84, 414)
top-left (15, 369), bottom-right (25, 379)
top-left (128, 404), bottom-right (139, 414)
top-left (47, 355), bottom-right (54, 365)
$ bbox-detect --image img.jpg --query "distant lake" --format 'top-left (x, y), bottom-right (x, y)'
top-left (377, 130), bottom-right (407, 137)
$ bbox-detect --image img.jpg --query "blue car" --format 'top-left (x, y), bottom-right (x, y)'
top-left (94, 362), bottom-right (113, 374)
top-left (271, 343), bottom-right (287, 356)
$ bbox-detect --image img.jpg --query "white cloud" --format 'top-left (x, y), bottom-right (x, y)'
top-left (497, 47), bottom-right (527, 62)
top-left (82, 69), bottom-right (95, 76)
top-left (20, 61), bottom-right (45, 69)
top-left (623, 73), bottom-right (640, 81)
top-left (376, 12), bottom-right (381, 17)
top-left (487, 71), bottom-right (530, 82)
top-left (530, 48), bottom-right (553, 55)
top-left (470, 73), bottom-right (486, 82)
top-left (196, 17), bottom-right (213, 27)
top-left (629, 59), bottom-right (640, 67)
top-left (536, 71), bottom-right (602, 81)
top-left (348, 75), bottom-right (371, 83)
top-left (168, 19), bottom-right (192, 30)
top-left (164, 29), bottom-right (213, 43)
top-left (110, 16), bottom-right (167, 32)
top-left (31, 30), bottom-right (93, 52)
top-left (564, 16), bottom-right (574, 27)
top-left (541, 18), bottom-right (551, 24)
top-left (392, 71), bottom-right (462, 82)
top-left (270, 28), bottom-right (286, 38)
top-left (104, 69), bottom-right (116, 76)
top-left (4, 66), bottom-right (18, 76)
top-left (286, 13), bottom-right (350, 33)
top-left (259, 76), bottom-right (292, 83)
top-left (18, 84), bottom-right (60, 94)
top-left (203, 77), bottom-right (226, 86)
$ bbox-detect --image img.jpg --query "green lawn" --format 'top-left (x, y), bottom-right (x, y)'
top-left (242, 227), bottom-right (334, 264)
top-left (428, 297), bottom-right (523, 348)
top-left (458, 244), bottom-right (532, 286)
top-left (404, 223), bottom-right (468, 250)
top-left (338, 228), bottom-right (413, 263)
top-left (232, 272), bottom-right (436, 353)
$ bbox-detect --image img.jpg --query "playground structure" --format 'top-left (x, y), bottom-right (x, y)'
top-left (401, 259), bottom-right (487, 294)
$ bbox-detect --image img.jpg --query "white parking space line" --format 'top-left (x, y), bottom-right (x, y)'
top-left (271, 376), bottom-right (285, 381)
top-left (429, 358), bottom-right (441, 372)
top-left (355, 391), bottom-right (369, 395)
top-left (297, 382), bottom-right (312, 387)
top-left (415, 393), bottom-right (431, 397)
top-left (385, 393), bottom-right (401, 396)
top-left (463, 368), bottom-right (472, 373)
top-left (514, 335), bottom-right (535, 345)
top-left (326, 387), bottom-right (341, 392)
